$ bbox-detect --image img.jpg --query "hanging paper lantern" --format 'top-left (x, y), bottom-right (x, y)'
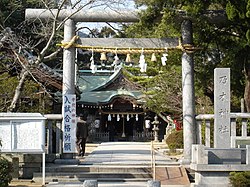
top-left (108, 114), bottom-right (112, 121)
top-left (135, 114), bottom-right (139, 121)
top-left (90, 59), bottom-right (96, 73)
top-left (117, 114), bottom-right (120, 121)
top-left (151, 53), bottom-right (157, 62)
top-left (139, 54), bottom-right (147, 72)
top-left (100, 52), bottom-right (107, 61)
top-left (90, 52), bottom-right (97, 73)
top-left (91, 65), bottom-right (97, 74)
top-left (94, 119), bottom-right (100, 128)
top-left (161, 53), bottom-right (168, 66)
top-left (127, 114), bottom-right (130, 121)
top-left (139, 54), bottom-right (145, 67)
top-left (143, 63), bottom-right (147, 72)
top-left (113, 55), bottom-right (119, 66)
top-left (145, 120), bottom-right (151, 129)
top-left (125, 53), bottom-right (131, 62)
top-left (140, 62), bottom-right (147, 73)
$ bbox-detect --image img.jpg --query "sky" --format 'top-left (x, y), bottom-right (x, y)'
top-left (73, 0), bottom-right (142, 32)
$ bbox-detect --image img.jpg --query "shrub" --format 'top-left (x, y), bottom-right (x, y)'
top-left (166, 130), bottom-right (183, 150)
top-left (229, 171), bottom-right (250, 187)
top-left (0, 156), bottom-right (13, 187)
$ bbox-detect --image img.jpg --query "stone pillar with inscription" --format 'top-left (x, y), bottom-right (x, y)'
top-left (214, 68), bottom-right (230, 148)
top-left (61, 19), bottom-right (76, 160)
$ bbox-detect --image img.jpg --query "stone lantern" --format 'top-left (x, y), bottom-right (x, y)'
top-left (152, 115), bottom-right (160, 142)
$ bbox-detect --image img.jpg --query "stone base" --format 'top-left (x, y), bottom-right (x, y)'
top-left (192, 171), bottom-right (230, 187)
top-left (147, 180), bottom-right (161, 187)
top-left (83, 180), bottom-right (98, 187)
top-left (54, 159), bottom-right (79, 165)
top-left (179, 158), bottom-right (191, 166)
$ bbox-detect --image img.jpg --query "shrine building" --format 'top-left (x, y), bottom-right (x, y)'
top-left (76, 67), bottom-right (167, 142)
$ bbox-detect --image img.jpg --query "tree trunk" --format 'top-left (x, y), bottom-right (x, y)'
top-left (243, 46), bottom-right (250, 113)
top-left (7, 69), bottom-right (29, 112)
top-left (244, 78), bottom-right (250, 112)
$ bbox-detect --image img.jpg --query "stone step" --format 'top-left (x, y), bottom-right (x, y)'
top-left (45, 181), bottom-right (191, 187)
top-left (48, 177), bottom-right (150, 182)
top-left (34, 176), bottom-right (151, 184)
top-left (185, 168), bottom-right (195, 183)
top-left (33, 172), bottom-right (152, 183)
top-left (45, 165), bottom-right (152, 173)
top-left (46, 181), bottom-right (149, 187)
top-left (34, 172), bottom-right (152, 178)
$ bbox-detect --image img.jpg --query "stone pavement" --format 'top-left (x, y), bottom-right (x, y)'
top-left (47, 142), bottom-right (188, 187)
top-left (10, 142), bottom-right (189, 187)
top-left (81, 142), bottom-right (175, 166)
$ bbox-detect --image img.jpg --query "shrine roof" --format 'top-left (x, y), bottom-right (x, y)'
top-left (77, 90), bottom-right (144, 105)
top-left (77, 67), bottom-right (144, 104)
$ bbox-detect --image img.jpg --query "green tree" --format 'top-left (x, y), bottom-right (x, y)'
top-left (0, 0), bottom-right (130, 113)
top-left (125, 0), bottom-right (250, 114)
top-left (0, 0), bottom-right (46, 31)
top-left (0, 0), bottom-right (77, 112)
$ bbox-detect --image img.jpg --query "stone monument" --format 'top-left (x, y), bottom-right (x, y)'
top-left (214, 68), bottom-right (230, 148)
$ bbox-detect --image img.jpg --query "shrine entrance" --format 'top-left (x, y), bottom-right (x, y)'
top-left (76, 67), bottom-right (154, 142)
top-left (100, 98), bottom-right (146, 141)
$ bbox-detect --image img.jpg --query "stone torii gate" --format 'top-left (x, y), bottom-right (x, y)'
top-left (25, 8), bottom-right (196, 163)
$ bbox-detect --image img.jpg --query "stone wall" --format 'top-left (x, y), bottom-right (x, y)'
top-left (2, 153), bottom-right (42, 179)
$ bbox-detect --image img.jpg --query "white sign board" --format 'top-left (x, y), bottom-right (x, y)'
top-left (0, 113), bottom-right (45, 153)
top-left (62, 94), bottom-right (76, 153)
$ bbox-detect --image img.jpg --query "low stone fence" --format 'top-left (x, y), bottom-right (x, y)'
top-left (191, 144), bottom-right (250, 186)
top-left (192, 113), bottom-right (250, 186)
top-left (195, 113), bottom-right (250, 148)
top-left (44, 114), bottom-right (63, 156)
top-left (92, 132), bottom-right (109, 142)
top-left (133, 131), bottom-right (154, 141)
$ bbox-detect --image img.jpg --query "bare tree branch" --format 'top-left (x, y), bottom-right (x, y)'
top-left (8, 69), bottom-right (29, 112)
top-left (44, 48), bottom-right (62, 61)
top-left (56, 1), bottom-right (93, 30)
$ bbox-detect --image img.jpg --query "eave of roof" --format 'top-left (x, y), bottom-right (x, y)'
top-left (92, 67), bottom-right (122, 91)
top-left (77, 90), bottom-right (145, 105)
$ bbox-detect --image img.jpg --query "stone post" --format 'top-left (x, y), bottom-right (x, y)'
top-left (147, 180), bottom-right (161, 187)
top-left (56, 120), bottom-right (62, 155)
top-left (181, 19), bottom-right (196, 164)
top-left (246, 145), bottom-right (250, 165)
top-left (83, 180), bottom-right (98, 187)
top-left (214, 68), bottom-right (230, 148)
top-left (152, 115), bottom-right (160, 142)
top-left (47, 120), bottom-right (53, 154)
top-left (12, 157), bottom-right (19, 179)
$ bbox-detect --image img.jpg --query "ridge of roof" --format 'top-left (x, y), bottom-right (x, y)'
top-left (92, 66), bottom-right (123, 91)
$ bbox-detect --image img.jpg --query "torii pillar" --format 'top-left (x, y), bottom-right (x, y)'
top-left (181, 20), bottom-right (196, 164)
top-left (61, 18), bottom-right (76, 159)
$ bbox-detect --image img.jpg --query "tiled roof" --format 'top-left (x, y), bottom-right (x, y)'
top-left (77, 68), bottom-right (144, 104)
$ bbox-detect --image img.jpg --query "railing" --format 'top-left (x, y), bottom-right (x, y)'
top-left (44, 114), bottom-right (63, 154)
top-left (195, 113), bottom-right (250, 148)
top-left (151, 141), bottom-right (156, 180)
top-left (133, 131), bottom-right (154, 141)
top-left (92, 132), bottom-right (109, 142)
